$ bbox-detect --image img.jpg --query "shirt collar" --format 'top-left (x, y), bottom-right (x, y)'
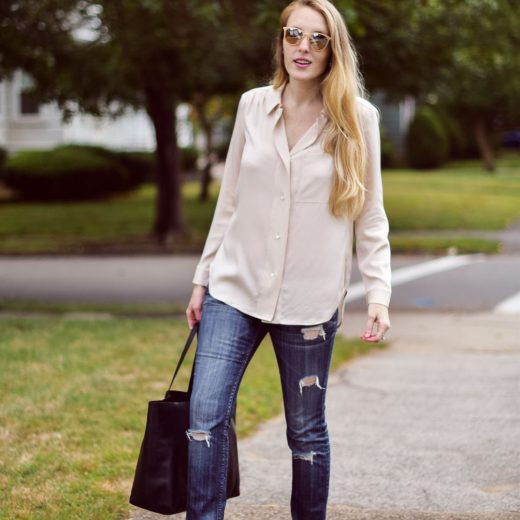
top-left (266, 82), bottom-right (327, 119)
top-left (266, 83), bottom-right (285, 114)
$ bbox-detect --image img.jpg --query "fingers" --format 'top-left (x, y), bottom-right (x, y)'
top-left (361, 313), bottom-right (376, 341)
top-left (186, 307), bottom-right (196, 329)
top-left (186, 303), bottom-right (202, 329)
top-left (186, 286), bottom-right (206, 329)
top-left (360, 304), bottom-right (391, 343)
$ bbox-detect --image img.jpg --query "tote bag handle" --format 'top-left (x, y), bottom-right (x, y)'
top-left (165, 323), bottom-right (199, 398)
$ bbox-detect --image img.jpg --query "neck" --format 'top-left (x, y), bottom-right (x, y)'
top-left (283, 79), bottom-right (322, 108)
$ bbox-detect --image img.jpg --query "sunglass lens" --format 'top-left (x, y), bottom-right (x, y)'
top-left (285, 27), bottom-right (302, 45)
top-left (310, 33), bottom-right (329, 50)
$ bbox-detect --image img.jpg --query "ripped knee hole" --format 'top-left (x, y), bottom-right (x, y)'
top-left (186, 429), bottom-right (211, 447)
top-left (299, 375), bottom-right (325, 394)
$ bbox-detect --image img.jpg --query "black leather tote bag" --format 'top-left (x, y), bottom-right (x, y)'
top-left (129, 323), bottom-right (240, 515)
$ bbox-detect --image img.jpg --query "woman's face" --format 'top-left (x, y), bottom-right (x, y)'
top-left (283, 6), bottom-right (331, 84)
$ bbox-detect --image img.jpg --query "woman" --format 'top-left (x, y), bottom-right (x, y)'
top-left (185, 0), bottom-right (391, 518)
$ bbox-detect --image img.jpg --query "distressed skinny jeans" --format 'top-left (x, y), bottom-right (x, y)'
top-left (186, 288), bottom-right (339, 520)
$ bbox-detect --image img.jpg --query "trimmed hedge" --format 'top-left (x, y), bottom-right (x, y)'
top-left (115, 148), bottom-right (200, 180)
top-left (114, 150), bottom-right (155, 182)
top-left (405, 106), bottom-right (449, 169)
top-left (0, 145), bottom-right (146, 201)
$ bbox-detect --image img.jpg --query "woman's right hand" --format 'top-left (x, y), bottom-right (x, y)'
top-left (186, 284), bottom-right (207, 329)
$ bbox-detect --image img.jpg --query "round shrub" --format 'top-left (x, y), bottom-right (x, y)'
top-left (1, 145), bottom-right (143, 201)
top-left (65, 146), bottom-right (155, 183)
top-left (434, 109), bottom-right (469, 160)
top-left (405, 106), bottom-right (449, 169)
top-left (114, 150), bottom-right (155, 183)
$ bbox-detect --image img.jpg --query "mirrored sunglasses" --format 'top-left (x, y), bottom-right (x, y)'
top-left (282, 26), bottom-right (331, 51)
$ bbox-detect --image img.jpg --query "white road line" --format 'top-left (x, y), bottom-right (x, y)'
top-left (494, 291), bottom-right (520, 315)
top-left (346, 254), bottom-right (486, 303)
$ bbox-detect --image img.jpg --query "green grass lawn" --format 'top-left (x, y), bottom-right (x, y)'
top-left (0, 153), bottom-right (519, 255)
top-left (0, 317), bottom-right (382, 519)
top-left (384, 169), bottom-right (520, 230)
top-left (0, 183), bottom-right (218, 254)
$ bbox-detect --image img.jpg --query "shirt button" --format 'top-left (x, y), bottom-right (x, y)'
top-left (280, 194), bottom-right (286, 200)
top-left (275, 234), bottom-right (280, 240)
top-left (270, 272), bottom-right (275, 277)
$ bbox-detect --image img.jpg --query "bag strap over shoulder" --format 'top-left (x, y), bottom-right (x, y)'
top-left (165, 323), bottom-right (199, 397)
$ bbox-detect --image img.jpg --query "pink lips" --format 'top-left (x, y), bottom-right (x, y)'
top-left (294, 58), bottom-right (312, 68)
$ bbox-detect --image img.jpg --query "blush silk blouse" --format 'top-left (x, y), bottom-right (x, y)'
top-left (191, 84), bottom-right (391, 326)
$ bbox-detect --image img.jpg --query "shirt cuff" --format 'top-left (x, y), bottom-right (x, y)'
top-left (192, 265), bottom-right (209, 287)
top-left (366, 289), bottom-right (391, 307)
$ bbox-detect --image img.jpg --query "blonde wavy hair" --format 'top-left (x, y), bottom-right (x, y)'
top-left (272, 0), bottom-right (371, 219)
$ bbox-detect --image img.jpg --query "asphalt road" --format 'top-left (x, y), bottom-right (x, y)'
top-left (1, 253), bottom-right (519, 314)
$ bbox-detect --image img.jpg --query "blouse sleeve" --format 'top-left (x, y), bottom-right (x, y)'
top-left (354, 104), bottom-right (392, 307)
top-left (191, 94), bottom-right (247, 286)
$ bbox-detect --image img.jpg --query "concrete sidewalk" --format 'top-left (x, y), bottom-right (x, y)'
top-left (129, 312), bottom-right (520, 520)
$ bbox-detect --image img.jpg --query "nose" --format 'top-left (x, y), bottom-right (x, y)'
top-left (297, 35), bottom-right (311, 52)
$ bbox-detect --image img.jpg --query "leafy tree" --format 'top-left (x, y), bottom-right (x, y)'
top-left (432, 0), bottom-right (520, 171)
top-left (1, 1), bottom-right (267, 243)
top-left (352, 0), bottom-right (520, 171)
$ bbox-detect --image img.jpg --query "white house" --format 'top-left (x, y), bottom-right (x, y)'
top-left (0, 70), bottom-right (65, 152)
top-left (0, 70), bottom-right (193, 154)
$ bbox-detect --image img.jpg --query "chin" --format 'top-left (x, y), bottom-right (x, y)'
top-left (288, 71), bottom-right (322, 82)
top-left (287, 65), bottom-right (325, 83)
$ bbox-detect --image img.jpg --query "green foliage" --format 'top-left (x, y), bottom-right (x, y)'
top-left (379, 125), bottom-right (401, 169)
top-left (435, 110), bottom-right (470, 160)
top-left (439, 1), bottom-right (520, 123)
top-left (1, 145), bottom-right (146, 201)
top-left (179, 145), bottom-right (199, 172)
top-left (114, 150), bottom-right (156, 182)
top-left (405, 106), bottom-right (449, 169)
top-left (0, 146), bottom-right (7, 169)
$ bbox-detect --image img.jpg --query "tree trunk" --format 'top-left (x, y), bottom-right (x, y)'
top-left (474, 119), bottom-right (496, 173)
top-left (193, 100), bottom-right (213, 203)
top-left (145, 86), bottom-right (186, 244)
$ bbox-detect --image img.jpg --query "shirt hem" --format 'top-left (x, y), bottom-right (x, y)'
top-left (208, 286), bottom-right (341, 326)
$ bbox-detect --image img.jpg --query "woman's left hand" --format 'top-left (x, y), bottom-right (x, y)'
top-left (360, 303), bottom-right (391, 342)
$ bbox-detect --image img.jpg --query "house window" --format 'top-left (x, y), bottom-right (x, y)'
top-left (20, 72), bottom-right (40, 115)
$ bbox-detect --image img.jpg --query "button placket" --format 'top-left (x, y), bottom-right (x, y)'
top-left (258, 152), bottom-right (291, 320)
